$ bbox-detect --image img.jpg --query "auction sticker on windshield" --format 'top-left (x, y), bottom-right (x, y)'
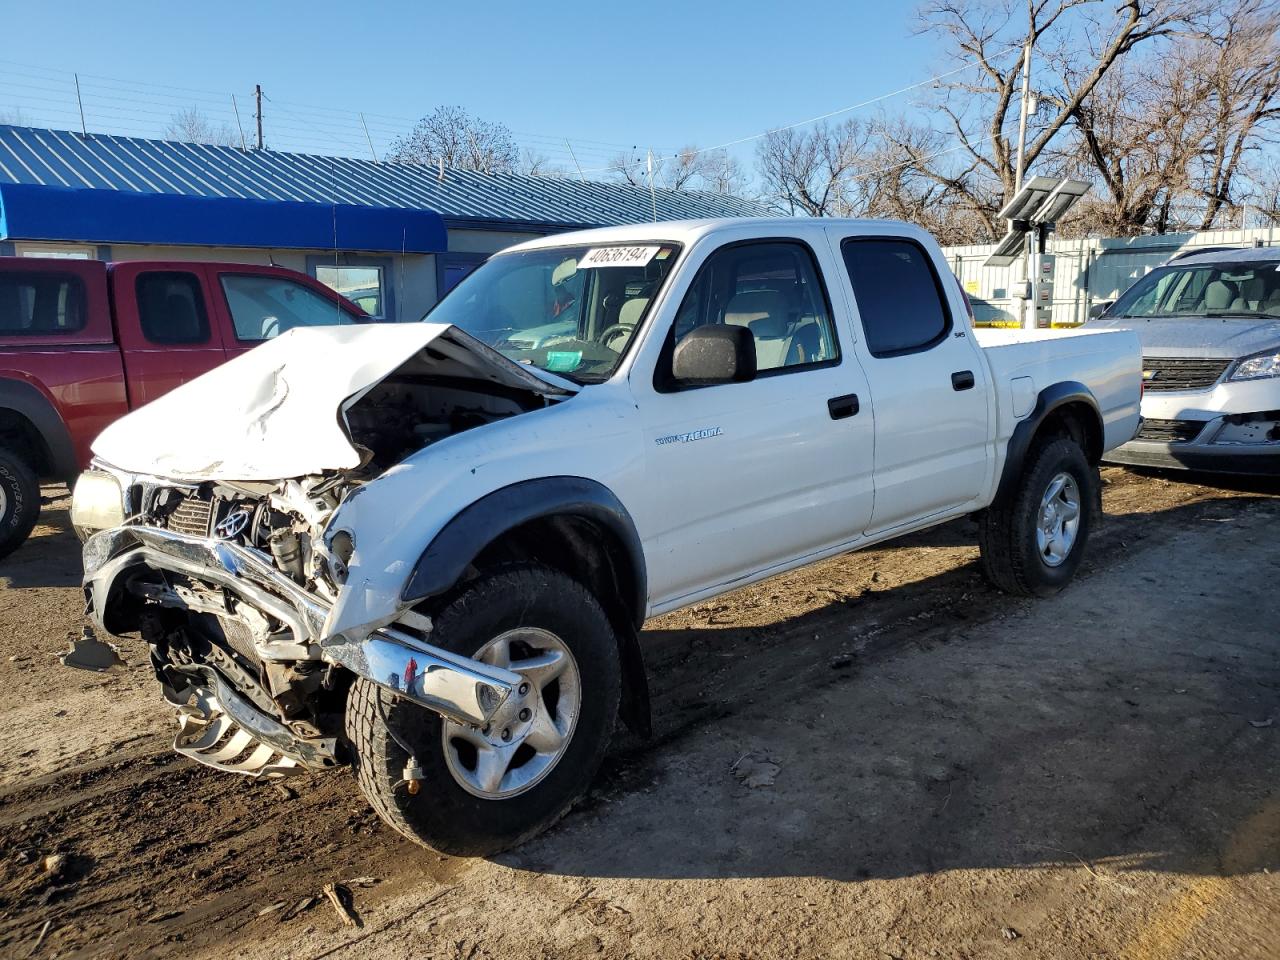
top-left (578, 246), bottom-right (660, 268)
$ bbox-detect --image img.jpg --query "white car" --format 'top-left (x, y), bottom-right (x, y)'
top-left (1089, 246), bottom-right (1280, 475)
top-left (70, 218), bottom-right (1141, 854)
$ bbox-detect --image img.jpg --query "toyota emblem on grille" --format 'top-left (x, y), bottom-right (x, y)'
top-left (214, 509), bottom-right (251, 540)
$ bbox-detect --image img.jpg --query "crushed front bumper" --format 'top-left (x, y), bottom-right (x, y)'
top-left (83, 525), bottom-right (521, 748)
top-left (1104, 410), bottom-right (1280, 476)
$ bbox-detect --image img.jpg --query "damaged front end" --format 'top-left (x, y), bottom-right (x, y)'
top-left (74, 324), bottom-right (568, 779)
top-left (81, 472), bottom-right (520, 778)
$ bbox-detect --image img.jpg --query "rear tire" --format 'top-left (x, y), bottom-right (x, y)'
top-left (0, 448), bottom-right (40, 560)
top-left (978, 437), bottom-right (1097, 597)
top-left (346, 564), bottom-right (621, 856)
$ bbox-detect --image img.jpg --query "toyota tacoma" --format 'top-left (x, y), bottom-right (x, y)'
top-left (70, 218), bottom-right (1142, 854)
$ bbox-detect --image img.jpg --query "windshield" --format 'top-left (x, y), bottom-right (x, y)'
top-left (424, 243), bottom-right (681, 382)
top-left (1109, 260), bottom-right (1280, 319)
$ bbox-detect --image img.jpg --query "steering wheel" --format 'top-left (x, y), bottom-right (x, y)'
top-left (596, 323), bottom-right (635, 352)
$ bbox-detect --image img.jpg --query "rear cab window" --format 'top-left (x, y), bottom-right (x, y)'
top-left (0, 271), bottom-right (86, 335)
top-left (136, 272), bottom-right (211, 345)
top-left (221, 275), bottom-right (361, 342)
top-left (841, 238), bottom-right (952, 357)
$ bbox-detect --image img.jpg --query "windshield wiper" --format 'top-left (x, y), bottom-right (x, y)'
top-left (1205, 310), bottom-right (1273, 319)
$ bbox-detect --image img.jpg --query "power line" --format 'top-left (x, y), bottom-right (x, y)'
top-left (0, 46), bottom-right (1026, 185)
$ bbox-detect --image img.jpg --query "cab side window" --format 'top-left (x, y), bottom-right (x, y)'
top-left (842, 238), bottom-right (951, 357)
top-left (136, 272), bottom-right (211, 345)
top-left (667, 240), bottom-right (838, 381)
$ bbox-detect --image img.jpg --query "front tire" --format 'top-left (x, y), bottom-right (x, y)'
top-left (346, 564), bottom-right (621, 856)
top-left (978, 437), bottom-right (1097, 597)
top-left (0, 448), bottom-right (40, 561)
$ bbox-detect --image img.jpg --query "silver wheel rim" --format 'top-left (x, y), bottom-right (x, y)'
top-left (1036, 471), bottom-right (1081, 568)
top-left (441, 627), bottom-right (581, 800)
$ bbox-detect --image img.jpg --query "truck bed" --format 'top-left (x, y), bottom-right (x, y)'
top-left (975, 327), bottom-right (1142, 455)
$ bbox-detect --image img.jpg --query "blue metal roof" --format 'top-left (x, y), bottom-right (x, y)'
top-left (0, 125), bottom-right (772, 237)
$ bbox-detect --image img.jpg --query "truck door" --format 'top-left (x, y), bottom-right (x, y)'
top-left (636, 236), bottom-right (876, 607)
top-left (827, 231), bottom-right (991, 534)
top-left (110, 263), bottom-right (229, 408)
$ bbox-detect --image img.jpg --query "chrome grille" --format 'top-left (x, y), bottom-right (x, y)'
top-left (1142, 357), bottom-right (1231, 392)
top-left (1136, 419), bottom-right (1204, 443)
top-left (168, 495), bottom-right (213, 537)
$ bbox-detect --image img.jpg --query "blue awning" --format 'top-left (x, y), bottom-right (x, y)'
top-left (0, 183), bottom-right (447, 253)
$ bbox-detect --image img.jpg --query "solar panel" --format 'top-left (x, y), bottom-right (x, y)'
top-left (996, 176), bottom-right (1060, 221)
top-left (984, 226), bottom-right (1029, 267)
top-left (1030, 179), bottom-right (1091, 224)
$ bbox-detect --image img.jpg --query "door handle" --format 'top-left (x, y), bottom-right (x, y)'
top-left (951, 370), bottom-right (975, 391)
top-left (828, 393), bottom-right (860, 420)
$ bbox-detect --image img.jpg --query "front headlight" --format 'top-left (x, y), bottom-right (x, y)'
top-left (70, 470), bottom-right (125, 540)
top-left (1229, 349), bottom-right (1280, 381)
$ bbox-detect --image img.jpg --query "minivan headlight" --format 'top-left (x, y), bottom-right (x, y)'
top-left (70, 470), bottom-right (125, 539)
top-left (1229, 349), bottom-right (1280, 381)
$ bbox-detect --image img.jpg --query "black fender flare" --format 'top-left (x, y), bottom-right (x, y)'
top-left (994, 381), bottom-right (1102, 504)
top-left (401, 476), bottom-right (651, 736)
top-left (0, 378), bottom-right (78, 481)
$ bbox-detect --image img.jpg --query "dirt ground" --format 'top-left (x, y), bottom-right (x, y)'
top-left (0, 468), bottom-right (1276, 960)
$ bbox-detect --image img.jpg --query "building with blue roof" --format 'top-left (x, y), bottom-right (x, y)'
top-left (0, 124), bottom-right (771, 319)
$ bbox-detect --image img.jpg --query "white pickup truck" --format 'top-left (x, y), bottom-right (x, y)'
top-left (70, 217), bottom-right (1141, 855)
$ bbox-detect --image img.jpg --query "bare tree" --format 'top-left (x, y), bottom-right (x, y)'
top-left (388, 106), bottom-right (519, 173)
top-left (1064, 55), bottom-right (1204, 233)
top-left (165, 106), bottom-right (238, 147)
top-left (1193, 0), bottom-right (1280, 227)
top-left (521, 148), bottom-right (567, 178)
top-left (872, 117), bottom-right (1006, 236)
top-left (755, 120), bottom-right (873, 215)
top-left (608, 150), bottom-right (646, 187)
top-left (609, 145), bottom-right (747, 194)
top-left (1243, 153), bottom-right (1280, 224)
top-left (911, 0), bottom-right (1200, 238)
top-left (1058, 0), bottom-right (1280, 234)
top-left (0, 107), bottom-right (29, 125)
top-left (699, 150), bottom-right (749, 196)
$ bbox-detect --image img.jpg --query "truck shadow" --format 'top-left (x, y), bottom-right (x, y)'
top-left (501, 492), bottom-right (1280, 885)
top-left (0, 486), bottom-right (80, 589)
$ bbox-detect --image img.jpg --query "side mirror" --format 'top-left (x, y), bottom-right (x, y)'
top-left (672, 325), bottom-right (757, 385)
top-left (1087, 300), bottom-right (1114, 320)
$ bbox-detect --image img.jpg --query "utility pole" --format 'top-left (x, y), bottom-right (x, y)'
top-left (1013, 41), bottom-right (1033, 194)
top-left (254, 84), bottom-right (264, 150)
top-left (1013, 41), bottom-right (1033, 329)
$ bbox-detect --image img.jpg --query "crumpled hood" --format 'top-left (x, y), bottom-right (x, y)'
top-left (92, 323), bottom-right (575, 482)
top-left (1089, 314), bottom-right (1280, 359)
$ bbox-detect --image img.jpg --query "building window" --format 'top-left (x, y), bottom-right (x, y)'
top-left (15, 243), bottom-right (95, 260)
top-left (315, 264), bottom-right (385, 318)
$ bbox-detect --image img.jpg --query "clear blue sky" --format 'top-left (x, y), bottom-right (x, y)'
top-left (1, 0), bottom-right (953, 175)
